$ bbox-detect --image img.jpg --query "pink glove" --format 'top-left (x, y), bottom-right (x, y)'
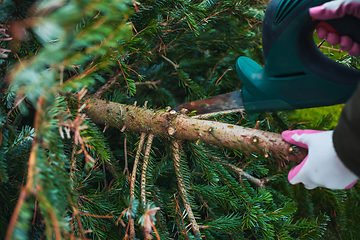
top-left (282, 130), bottom-right (358, 189)
top-left (310, 0), bottom-right (360, 56)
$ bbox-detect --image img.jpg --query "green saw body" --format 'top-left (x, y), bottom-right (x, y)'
top-left (174, 0), bottom-right (360, 115)
top-left (236, 0), bottom-right (360, 113)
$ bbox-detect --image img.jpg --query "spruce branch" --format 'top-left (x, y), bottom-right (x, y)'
top-left (74, 205), bottom-right (87, 238)
top-left (162, 54), bottom-right (179, 69)
top-left (130, 132), bottom-right (146, 199)
top-left (86, 98), bottom-right (307, 164)
top-left (192, 109), bottom-right (245, 119)
top-left (215, 159), bottom-right (266, 188)
top-left (93, 70), bottom-right (122, 98)
top-left (172, 140), bottom-right (201, 238)
top-left (123, 137), bottom-right (129, 174)
top-left (6, 96), bottom-right (47, 240)
top-left (174, 194), bottom-right (190, 239)
top-left (5, 188), bottom-right (27, 240)
top-left (129, 132), bottom-right (146, 239)
top-left (38, 195), bottom-right (62, 240)
top-left (134, 79), bottom-right (162, 89)
top-left (141, 133), bottom-right (154, 203)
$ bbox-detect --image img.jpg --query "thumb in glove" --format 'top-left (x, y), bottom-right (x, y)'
top-left (282, 130), bottom-right (358, 190)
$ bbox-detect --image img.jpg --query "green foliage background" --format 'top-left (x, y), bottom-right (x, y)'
top-left (1, 0), bottom-right (360, 239)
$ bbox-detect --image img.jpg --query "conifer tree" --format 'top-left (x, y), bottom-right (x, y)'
top-left (1, 0), bottom-right (360, 239)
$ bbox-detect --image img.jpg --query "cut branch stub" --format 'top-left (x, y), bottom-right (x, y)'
top-left (86, 98), bottom-right (307, 163)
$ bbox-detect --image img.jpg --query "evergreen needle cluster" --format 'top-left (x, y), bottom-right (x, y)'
top-left (1, 0), bottom-right (360, 239)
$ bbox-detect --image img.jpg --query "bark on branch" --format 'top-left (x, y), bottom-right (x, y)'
top-left (86, 98), bottom-right (307, 164)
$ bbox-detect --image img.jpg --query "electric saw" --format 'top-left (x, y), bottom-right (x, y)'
top-left (174, 0), bottom-right (360, 115)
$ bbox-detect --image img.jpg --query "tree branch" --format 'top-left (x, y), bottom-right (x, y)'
top-left (141, 133), bottom-right (154, 203)
top-left (0, 25), bottom-right (12, 58)
top-left (216, 159), bottom-right (267, 188)
top-left (172, 141), bottom-right (201, 238)
top-left (93, 71), bottom-right (123, 98)
top-left (130, 132), bottom-right (146, 199)
top-left (129, 132), bottom-right (146, 239)
top-left (86, 98), bottom-right (307, 164)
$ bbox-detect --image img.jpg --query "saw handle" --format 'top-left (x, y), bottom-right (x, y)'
top-left (236, 0), bottom-right (360, 113)
top-left (262, 0), bottom-right (360, 85)
top-left (297, 14), bottom-right (360, 85)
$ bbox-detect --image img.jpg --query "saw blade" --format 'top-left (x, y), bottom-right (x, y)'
top-left (173, 91), bottom-right (244, 114)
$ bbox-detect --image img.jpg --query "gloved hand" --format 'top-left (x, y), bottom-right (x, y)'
top-left (282, 130), bottom-right (358, 189)
top-left (310, 0), bottom-right (360, 56)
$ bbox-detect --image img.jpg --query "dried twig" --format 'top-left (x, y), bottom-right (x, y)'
top-left (123, 137), bottom-right (129, 174)
top-left (162, 54), bottom-right (179, 69)
top-left (134, 79), bottom-right (162, 89)
top-left (174, 194), bottom-right (189, 239)
top-left (59, 89), bottom-right (94, 165)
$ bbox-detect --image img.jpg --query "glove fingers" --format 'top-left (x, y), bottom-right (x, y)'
top-left (282, 130), bottom-right (307, 148)
top-left (344, 1), bottom-right (360, 19)
top-left (340, 35), bottom-right (353, 51)
top-left (310, 1), bottom-right (360, 20)
top-left (316, 27), bottom-right (328, 40)
top-left (348, 42), bottom-right (360, 57)
top-left (327, 32), bottom-right (341, 45)
top-left (310, 5), bottom-right (343, 20)
top-left (288, 156), bottom-right (308, 182)
top-left (316, 30), bottom-right (359, 57)
top-left (282, 130), bottom-right (323, 148)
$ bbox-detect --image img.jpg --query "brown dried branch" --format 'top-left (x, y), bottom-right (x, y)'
top-left (141, 133), bottom-right (154, 203)
top-left (86, 98), bottom-right (307, 164)
top-left (174, 194), bottom-right (189, 239)
top-left (162, 54), bottom-right (179, 69)
top-left (0, 48), bottom-right (11, 58)
top-left (78, 211), bottom-right (115, 219)
top-left (0, 37), bottom-right (12, 41)
top-left (59, 89), bottom-right (95, 165)
top-left (5, 188), bottom-right (27, 240)
top-left (172, 141), bottom-right (201, 238)
top-left (74, 205), bottom-right (87, 238)
top-left (129, 219), bottom-right (135, 239)
top-left (123, 137), bottom-right (129, 174)
top-left (134, 79), bottom-right (162, 89)
top-left (5, 96), bottom-right (45, 240)
top-left (150, 219), bottom-right (161, 240)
